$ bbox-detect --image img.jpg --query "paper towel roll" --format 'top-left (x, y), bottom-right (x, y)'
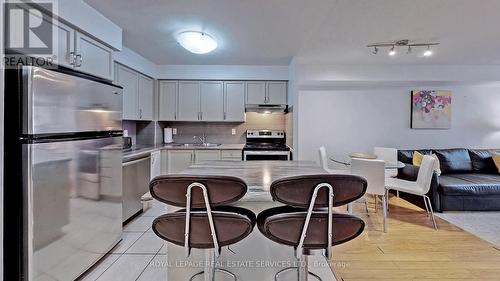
top-left (164, 128), bottom-right (173, 143)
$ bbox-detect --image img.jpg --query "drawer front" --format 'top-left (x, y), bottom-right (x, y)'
top-left (221, 150), bottom-right (242, 160)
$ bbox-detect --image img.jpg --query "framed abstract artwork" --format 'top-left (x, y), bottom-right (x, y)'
top-left (411, 90), bottom-right (452, 129)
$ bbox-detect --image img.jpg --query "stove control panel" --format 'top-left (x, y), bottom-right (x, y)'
top-left (246, 129), bottom-right (285, 138)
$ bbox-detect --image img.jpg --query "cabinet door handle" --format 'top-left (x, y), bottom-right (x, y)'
top-left (75, 54), bottom-right (83, 67)
top-left (200, 112), bottom-right (203, 120)
top-left (174, 112), bottom-right (177, 120)
top-left (139, 109), bottom-right (143, 119)
top-left (69, 52), bottom-right (76, 66)
top-left (223, 112), bottom-right (226, 120)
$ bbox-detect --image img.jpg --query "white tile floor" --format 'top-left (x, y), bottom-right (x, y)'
top-left (79, 202), bottom-right (168, 281)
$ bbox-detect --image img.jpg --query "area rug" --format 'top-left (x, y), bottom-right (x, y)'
top-left (436, 211), bottom-right (500, 247)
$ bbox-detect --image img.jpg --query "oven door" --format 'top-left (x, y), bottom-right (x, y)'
top-left (243, 150), bottom-right (290, 161)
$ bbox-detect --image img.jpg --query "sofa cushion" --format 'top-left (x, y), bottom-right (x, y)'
top-left (468, 149), bottom-right (498, 174)
top-left (438, 173), bottom-right (500, 196)
top-left (434, 149), bottom-right (473, 174)
top-left (398, 149), bottom-right (432, 164)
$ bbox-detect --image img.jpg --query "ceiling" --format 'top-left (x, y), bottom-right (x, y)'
top-left (84, 0), bottom-right (500, 65)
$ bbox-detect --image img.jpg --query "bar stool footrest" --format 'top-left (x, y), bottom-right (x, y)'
top-left (190, 268), bottom-right (237, 281)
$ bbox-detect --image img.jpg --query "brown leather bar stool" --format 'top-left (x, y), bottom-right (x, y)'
top-left (150, 175), bottom-right (256, 281)
top-left (257, 174), bottom-right (367, 281)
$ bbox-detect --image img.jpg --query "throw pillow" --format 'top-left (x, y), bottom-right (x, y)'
top-left (493, 152), bottom-right (500, 174)
top-left (413, 151), bottom-right (441, 175)
top-left (412, 151), bottom-right (423, 166)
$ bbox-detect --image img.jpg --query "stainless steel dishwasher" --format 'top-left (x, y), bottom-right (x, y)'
top-left (122, 155), bottom-right (151, 223)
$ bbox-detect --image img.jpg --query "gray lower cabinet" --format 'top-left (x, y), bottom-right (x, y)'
top-left (178, 82), bottom-right (201, 121)
top-left (194, 150), bottom-right (221, 163)
top-left (221, 150), bottom-right (243, 161)
top-left (224, 82), bottom-right (246, 121)
top-left (166, 150), bottom-right (195, 174)
top-left (159, 81), bottom-right (178, 121)
top-left (163, 149), bottom-right (242, 174)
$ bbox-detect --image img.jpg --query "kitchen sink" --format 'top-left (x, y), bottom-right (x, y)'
top-left (169, 143), bottom-right (221, 147)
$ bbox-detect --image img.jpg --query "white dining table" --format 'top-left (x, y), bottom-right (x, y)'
top-left (329, 155), bottom-right (405, 169)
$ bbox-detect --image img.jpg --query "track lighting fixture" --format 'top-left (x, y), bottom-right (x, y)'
top-left (367, 39), bottom-right (439, 58)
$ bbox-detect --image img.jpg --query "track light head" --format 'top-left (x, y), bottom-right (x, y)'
top-left (372, 46), bottom-right (379, 55)
top-left (407, 46), bottom-right (412, 54)
top-left (423, 45), bottom-right (433, 57)
top-left (388, 46), bottom-right (396, 56)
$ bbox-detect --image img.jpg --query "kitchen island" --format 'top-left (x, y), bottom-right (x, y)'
top-left (157, 160), bottom-right (339, 281)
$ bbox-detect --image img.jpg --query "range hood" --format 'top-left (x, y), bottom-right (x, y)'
top-left (245, 104), bottom-right (288, 113)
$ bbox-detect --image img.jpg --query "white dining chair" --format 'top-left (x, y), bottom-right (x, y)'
top-left (385, 155), bottom-right (438, 230)
top-left (374, 147), bottom-right (398, 178)
top-left (350, 158), bottom-right (388, 233)
top-left (318, 146), bottom-right (348, 174)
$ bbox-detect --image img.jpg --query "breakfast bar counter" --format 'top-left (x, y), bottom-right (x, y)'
top-left (158, 160), bottom-right (339, 281)
top-left (180, 160), bottom-right (327, 202)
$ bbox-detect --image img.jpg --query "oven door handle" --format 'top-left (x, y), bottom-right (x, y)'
top-left (243, 150), bottom-right (290, 161)
top-left (243, 151), bottom-right (290, 155)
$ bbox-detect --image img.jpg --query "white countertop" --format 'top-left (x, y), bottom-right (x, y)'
top-left (123, 143), bottom-right (245, 162)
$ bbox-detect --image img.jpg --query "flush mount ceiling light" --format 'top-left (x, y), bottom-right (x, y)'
top-left (176, 31), bottom-right (218, 54)
top-left (367, 39), bottom-right (439, 57)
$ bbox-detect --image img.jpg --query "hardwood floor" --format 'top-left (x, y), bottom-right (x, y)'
top-left (331, 196), bottom-right (500, 281)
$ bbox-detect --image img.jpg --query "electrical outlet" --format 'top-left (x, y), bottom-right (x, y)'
top-left (173, 128), bottom-right (177, 135)
top-left (231, 129), bottom-right (236, 135)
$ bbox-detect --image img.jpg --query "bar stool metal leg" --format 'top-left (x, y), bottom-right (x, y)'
top-left (189, 249), bottom-right (238, 281)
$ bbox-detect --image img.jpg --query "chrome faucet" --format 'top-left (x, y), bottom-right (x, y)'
top-left (193, 134), bottom-right (208, 145)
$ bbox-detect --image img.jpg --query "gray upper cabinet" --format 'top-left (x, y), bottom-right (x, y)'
top-left (138, 74), bottom-right (154, 120)
top-left (246, 82), bottom-right (267, 104)
top-left (75, 32), bottom-right (114, 81)
top-left (224, 82), bottom-right (246, 122)
top-left (157, 80), bottom-right (286, 122)
top-left (117, 65), bottom-right (139, 120)
top-left (200, 81), bottom-right (224, 121)
top-left (246, 81), bottom-right (287, 105)
top-left (267, 82), bottom-right (287, 104)
top-left (178, 81), bottom-right (201, 121)
top-left (159, 81), bottom-right (178, 121)
top-left (53, 21), bottom-right (75, 68)
top-left (116, 64), bottom-right (154, 121)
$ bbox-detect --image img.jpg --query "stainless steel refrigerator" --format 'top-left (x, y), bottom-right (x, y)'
top-left (4, 66), bottom-right (123, 280)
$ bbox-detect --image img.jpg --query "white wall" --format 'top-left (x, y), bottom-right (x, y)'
top-left (155, 64), bottom-right (289, 80)
top-left (114, 46), bottom-right (157, 78)
top-left (297, 85), bottom-right (500, 162)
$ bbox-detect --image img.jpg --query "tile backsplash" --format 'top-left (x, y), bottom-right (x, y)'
top-left (125, 112), bottom-right (291, 145)
top-left (159, 112), bottom-right (287, 144)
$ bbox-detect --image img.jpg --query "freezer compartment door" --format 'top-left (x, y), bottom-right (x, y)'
top-left (25, 66), bottom-right (122, 135)
top-left (26, 137), bottom-right (122, 281)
